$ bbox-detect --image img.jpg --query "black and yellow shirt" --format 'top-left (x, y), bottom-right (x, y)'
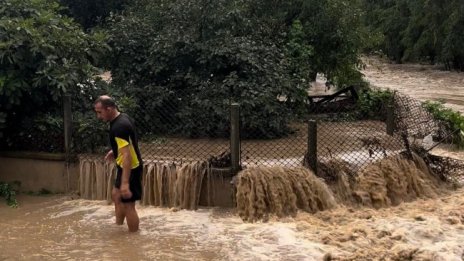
top-left (109, 113), bottom-right (142, 169)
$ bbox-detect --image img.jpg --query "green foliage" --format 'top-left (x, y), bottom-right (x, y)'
top-left (0, 181), bottom-right (19, 207)
top-left (355, 88), bottom-right (394, 120)
top-left (423, 101), bottom-right (464, 147)
top-left (286, 20), bottom-right (314, 84)
top-left (441, 2), bottom-right (464, 71)
top-left (0, 0), bottom-right (108, 151)
top-left (59, 0), bottom-right (129, 30)
top-left (106, 0), bottom-right (364, 139)
top-left (2, 113), bottom-right (64, 152)
top-left (72, 111), bottom-right (108, 153)
top-left (299, 0), bottom-right (365, 86)
top-left (361, 0), bottom-right (464, 70)
top-left (106, 0), bottom-right (298, 138)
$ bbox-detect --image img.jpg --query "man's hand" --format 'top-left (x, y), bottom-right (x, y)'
top-left (120, 183), bottom-right (132, 199)
top-left (105, 150), bottom-right (114, 162)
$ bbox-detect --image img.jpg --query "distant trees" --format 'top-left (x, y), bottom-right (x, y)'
top-left (362, 0), bottom-right (464, 71)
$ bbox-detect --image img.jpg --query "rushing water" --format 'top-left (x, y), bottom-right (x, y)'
top-left (3, 57), bottom-right (463, 260)
top-left (0, 196), bottom-right (336, 260)
top-left (362, 56), bottom-right (464, 114)
top-left (2, 154), bottom-right (464, 260)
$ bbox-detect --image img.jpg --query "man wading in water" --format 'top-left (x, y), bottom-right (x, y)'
top-left (94, 95), bottom-right (143, 232)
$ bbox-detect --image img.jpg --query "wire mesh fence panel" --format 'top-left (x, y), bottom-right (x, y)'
top-left (239, 85), bottom-right (408, 171)
top-left (0, 113), bottom-right (65, 153)
top-left (74, 90), bottom-right (231, 166)
top-left (240, 121), bottom-right (308, 168)
top-left (307, 87), bottom-right (405, 171)
top-left (315, 120), bottom-right (404, 170)
top-left (391, 92), bottom-right (464, 181)
top-left (393, 92), bottom-right (440, 139)
top-left (70, 85), bottom-right (464, 179)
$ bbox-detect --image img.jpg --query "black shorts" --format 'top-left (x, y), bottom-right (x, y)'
top-left (115, 166), bottom-right (143, 203)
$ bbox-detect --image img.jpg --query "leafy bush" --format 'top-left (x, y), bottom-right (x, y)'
top-left (59, 0), bottom-right (129, 30)
top-left (106, 0), bottom-right (364, 139)
top-left (0, 0), bottom-right (107, 151)
top-left (106, 0), bottom-right (302, 138)
top-left (71, 111), bottom-right (107, 153)
top-left (2, 114), bottom-right (64, 152)
top-left (423, 101), bottom-right (464, 147)
top-left (355, 88), bottom-right (394, 120)
top-left (0, 181), bottom-right (19, 207)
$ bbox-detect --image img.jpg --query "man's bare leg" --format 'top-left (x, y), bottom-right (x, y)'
top-left (123, 202), bottom-right (139, 232)
top-left (112, 187), bottom-right (125, 225)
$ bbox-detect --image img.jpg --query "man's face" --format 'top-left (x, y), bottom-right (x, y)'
top-left (94, 102), bottom-right (112, 122)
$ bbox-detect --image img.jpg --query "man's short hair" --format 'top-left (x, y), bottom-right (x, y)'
top-left (94, 95), bottom-right (117, 108)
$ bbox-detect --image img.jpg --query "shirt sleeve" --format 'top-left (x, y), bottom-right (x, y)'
top-left (113, 125), bottom-right (131, 149)
top-left (115, 137), bottom-right (129, 149)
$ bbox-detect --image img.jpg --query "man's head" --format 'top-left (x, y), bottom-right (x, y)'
top-left (94, 95), bottom-right (119, 122)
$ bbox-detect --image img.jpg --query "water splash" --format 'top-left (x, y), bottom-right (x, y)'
top-left (142, 161), bottom-right (208, 210)
top-left (79, 160), bottom-right (223, 210)
top-left (78, 160), bottom-right (116, 201)
top-left (236, 166), bottom-right (337, 222)
top-left (354, 153), bottom-right (441, 208)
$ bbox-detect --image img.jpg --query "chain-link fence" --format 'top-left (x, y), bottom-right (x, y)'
top-left (241, 86), bottom-right (404, 171)
top-left (75, 90), bottom-right (232, 168)
top-left (71, 87), bottom-right (464, 180)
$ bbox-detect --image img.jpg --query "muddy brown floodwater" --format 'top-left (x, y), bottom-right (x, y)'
top-left (1, 185), bottom-right (464, 260)
top-left (362, 56), bottom-right (464, 114)
top-left (1, 58), bottom-right (464, 260)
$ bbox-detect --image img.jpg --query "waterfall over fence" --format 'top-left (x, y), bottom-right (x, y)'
top-left (78, 159), bottom-right (234, 209)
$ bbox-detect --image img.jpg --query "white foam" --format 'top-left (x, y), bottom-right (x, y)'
top-left (41, 196), bottom-right (464, 260)
top-left (242, 157), bottom-right (304, 167)
top-left (48, 200), bottom-right (336, 260)
top-left (328, 149), bottom-right (402, 167)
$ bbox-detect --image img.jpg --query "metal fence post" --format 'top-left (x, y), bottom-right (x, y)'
top-left (230, 103), bottom-right (240, 175)
top-left (386, 102), bottom-right (395, 136)
top-left (307, 120), bottom-right (317, 174)
top-left (63, 94), bottom-right (72, 192)
top-left (63, 94), bottom-right (72, 160)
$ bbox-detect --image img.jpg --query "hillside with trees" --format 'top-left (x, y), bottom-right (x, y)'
top-left (362, 0), bottom-right (464, 71)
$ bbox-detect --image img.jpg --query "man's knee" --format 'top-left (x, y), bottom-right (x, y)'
top-left (123, 202), bottom-right (136, 211)
top-left (123, 202), bottom-right (139, 232)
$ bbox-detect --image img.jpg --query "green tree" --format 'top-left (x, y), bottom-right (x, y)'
top-left (59, 0), bottom-right (129, 30)
top-left (441, 0), bottom-right (464, 70)
top-left (402, 0), bottom-right (447, 64)
top-left (361, 0), bottom-right (464, 71)
top-left (299, 0), bottom-right (365, 85)
top-left (107, 0), bottom-right (302, 138)
top-left (106, 0), bottom-right (364, 138)
top-left (0, 0), bottom-right (107, 150)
